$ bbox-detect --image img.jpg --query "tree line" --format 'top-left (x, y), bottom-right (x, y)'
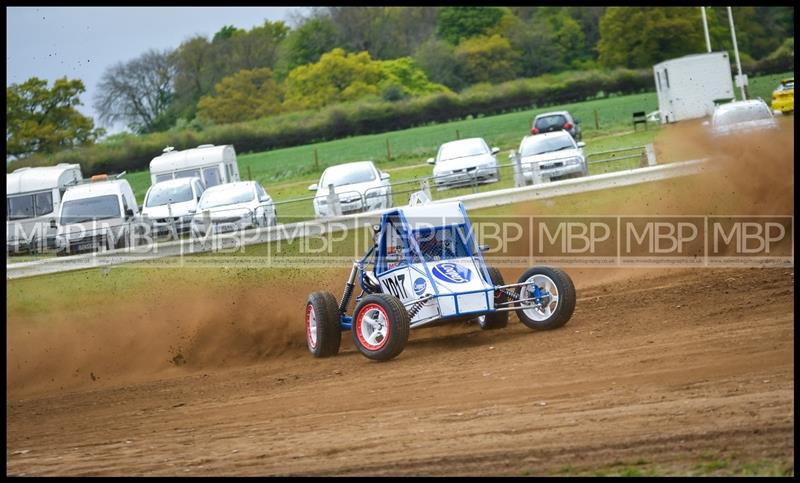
top-left (6, 6), bottom-right (794, 161)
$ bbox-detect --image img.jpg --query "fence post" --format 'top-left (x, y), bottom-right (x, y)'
top-left (167, 202), bottom-right (178, 240)
top-left (456, 129), bottom-right (460, 140)
top-left (420, 178), bottom-right (432, 200)
top-left (386, 138), bottom-right (392, 161)
top-left (594, 109), bottom-right (599, 130)
top-left (314, 149), bottom-right (319, 170)
top-left (532, 160), bottom-right (543, 185)
top-left (326, 183), bottom-right (342, 217)
top-left (643, 143), bottom-right (657, 167)
top-left (246, 166), bottom-right (252, 181)
top-left (511, 151), bottom-right (525, 188)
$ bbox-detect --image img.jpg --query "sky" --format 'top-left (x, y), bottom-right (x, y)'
top-left (6, 6), bottom-right (303, 134)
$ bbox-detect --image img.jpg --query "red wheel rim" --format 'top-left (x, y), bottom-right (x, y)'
top-left (356, 303), bottom-right (390, 351)
top-left (306, 303), bottom-right (317, 349)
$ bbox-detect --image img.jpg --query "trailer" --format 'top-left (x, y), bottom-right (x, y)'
top-left (149, 144), bottom-right (240, 188)
top-left (653, 52), bottom-right (735, 124)
top-left (7, 163), bottom-right (83, 254)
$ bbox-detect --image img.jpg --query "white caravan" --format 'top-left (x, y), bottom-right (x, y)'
top-left (7, 163), bottom-right (83, 254)
top-left (149, 144), bottom-right (240, 188)
top-left (653, 52), bottom-right (735, 124)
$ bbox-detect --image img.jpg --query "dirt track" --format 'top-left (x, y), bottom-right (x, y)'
top-left (6, 265), bottom-right (794, 476)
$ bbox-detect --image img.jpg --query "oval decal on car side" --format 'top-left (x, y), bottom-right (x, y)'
top-left (413, 277), bottom-right (427, 296)
top-left (432, 262), bottom-right (472, 284)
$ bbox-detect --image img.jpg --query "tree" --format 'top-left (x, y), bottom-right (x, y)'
top-left (170, 36), bottom-right (217, 122)
top-left (598, 7), bottom-right (705, 68)
top-left (196, 68), bottom-right (284, 124)
top-left (283, 48), bottom-right (448, 110)
top-left (94, 49), bottom-right (176, 133)
top-left (454, 34), bottom-right (520, 84)
top-left (413, 36), bottom-right (465, 90)
top-left (436, 7), bottom-right (507, 45)
top-left (280, 16), bottom-right (342, 72)
top-left (7, 77), bottom-right (103, 159)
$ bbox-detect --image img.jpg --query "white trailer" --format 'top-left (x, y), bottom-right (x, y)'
top-left (653, 52), bottom-right (735, 124)
top-left (149, 144), bottom-right (240, 188)
top-left (7, 163), bottom-right (83, 253)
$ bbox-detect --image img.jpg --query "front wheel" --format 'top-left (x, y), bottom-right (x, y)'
top-left (352, 293), bottom-right (409, 361)
top-left (515, 267), bottom-right (576, 331)
top-left (306, 291), bottom-right (342, 357)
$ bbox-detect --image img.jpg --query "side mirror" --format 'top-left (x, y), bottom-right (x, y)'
top-left (380, 172), bottom-right (390, 180)
top-left (50, 219), bottom-right (57, 229)
top-left (125, 208), bottom-right (134, 218)
top-left (478, 244), bottom-right (490, 252)
top-left (574, 118), bottom-right (581, 124)
top-left (426, 158), bottom-right (435, 165)
top-left (577, 141), bottom-right (586, 148)
top-left (308, 183), bottom-right (319, 191)
top-left (491, 147), bottom-right (500, 155)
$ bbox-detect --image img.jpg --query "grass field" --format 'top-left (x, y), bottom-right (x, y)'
top-left (122, 71), bottom-right (790, 206)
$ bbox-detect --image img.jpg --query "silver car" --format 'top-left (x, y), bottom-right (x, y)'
top-left (428, 138), bottom-right (500, 190)
top-left (513, 131), bottom-right (588, 184)
top-left (710, 99), bottom-right (778, 137)
top-left (309, 161), bottom-right (392, 217)
top-left (191, 181), bottom-right (276, 236)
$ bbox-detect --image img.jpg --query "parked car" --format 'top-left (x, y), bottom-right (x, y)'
top-left (771, 78), bottom-right (794, 114)
top-left (191, 181), bottom-right (276, 236)
top-left (513, 131), bottom-right (588, 184)
top-left (140, 177), bottom-right (205, 237)
top-left (427, 138), bottom-right (500, 190)
top-left (54, 175), bottom-right (139, 255)
top-left (309, 161), bottom-right (392, 217)
top-left (532, 111), bottom-right (582, 141)
top-left (7, 163), bottom-right (82, 254)
top-left (709, 99), bottom-right (778, 137)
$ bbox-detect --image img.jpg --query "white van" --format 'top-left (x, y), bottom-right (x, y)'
top-left (149, 144), bottom-right (240, 188)
top-left (7, 163), bottom-right (82, 254)
top-left (54, 176), bottom-right (140, 255)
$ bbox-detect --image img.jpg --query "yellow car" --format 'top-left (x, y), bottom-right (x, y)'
top-left (771, 78), bottom-right (794, 114)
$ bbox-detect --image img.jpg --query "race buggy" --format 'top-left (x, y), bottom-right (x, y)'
top-left (305, 201), bottom-right (576, 361)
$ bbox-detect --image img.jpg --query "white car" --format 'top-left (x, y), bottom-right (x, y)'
top-left (709, 99), bottom-right (778, 137)
top-left (309, 161), bottom-right (392, 217)
top-left (140, 177), bottom-right (205, 236)
top-left (191, 181), bottom-right (276, 235)
top-left (428, 138), bottom-right (500, 189)
top-left (513, 131), bottom-right (588, 184)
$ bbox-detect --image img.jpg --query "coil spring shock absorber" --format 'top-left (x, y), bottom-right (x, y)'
top-left (339, 262), bottom-right (359, 313)
top-left (406, 299), bottom-right (428, 319)
top-left (496, 287), bottom-right (520, 302)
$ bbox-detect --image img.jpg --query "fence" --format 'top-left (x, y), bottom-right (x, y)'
top-left (7, 144), bottom-right (654, 258)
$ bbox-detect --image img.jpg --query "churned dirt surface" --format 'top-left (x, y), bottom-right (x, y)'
top-left (6, 265), bottom-right (794, 476)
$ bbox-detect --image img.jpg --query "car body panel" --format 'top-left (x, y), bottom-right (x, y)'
top-left (771, 78), bottom-right (794, 113)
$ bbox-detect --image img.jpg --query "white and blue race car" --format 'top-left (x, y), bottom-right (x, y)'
top-left (305, 201), bottom-right (576, 361)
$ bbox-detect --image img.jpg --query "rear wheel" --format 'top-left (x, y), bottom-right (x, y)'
top-left (515, 267), bottom-right (576, 331)
top-left (306, 291), bottom-right (342, 357)
top-left (352, 293), bottom-right (409, 361)
top-left (477, 266), bottom-right (508, 330)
